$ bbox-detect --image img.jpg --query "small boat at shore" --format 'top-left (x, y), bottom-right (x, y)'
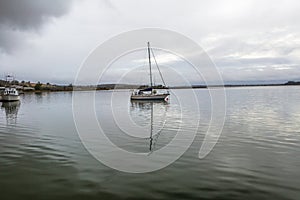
top-left (0, 75), bottom-right (20, 102)
top-left (131, 42), bottom-right (170, 101)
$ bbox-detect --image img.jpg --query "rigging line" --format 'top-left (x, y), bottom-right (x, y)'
top-left (150, 48), bottom-right (167, 87)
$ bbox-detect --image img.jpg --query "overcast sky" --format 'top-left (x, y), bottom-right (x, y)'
top-left (0, 0), bottom-right (300, 84)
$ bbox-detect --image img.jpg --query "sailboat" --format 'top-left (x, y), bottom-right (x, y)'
top-left (131, 42), bottom-right (170, 101)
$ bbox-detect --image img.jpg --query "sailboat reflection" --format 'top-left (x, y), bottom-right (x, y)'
top-left (130, 100), bottom-right (168, 152)
top-left (1, 101), bottom-right (20, 124)
top-left (149, 102), bottom-right (154, 151)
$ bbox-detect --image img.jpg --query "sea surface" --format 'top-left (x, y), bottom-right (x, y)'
top-left (1, 86), bottom-right (300, 200)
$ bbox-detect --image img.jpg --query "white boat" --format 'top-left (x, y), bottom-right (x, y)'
top-left (1, 88), bottom-right (20, 101)
top-left (1, 75), bottom-right (20, 102)
top-left (131, 42), bottom-right (170, 101)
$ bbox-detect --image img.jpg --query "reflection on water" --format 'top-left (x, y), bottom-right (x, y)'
top-left (96, 93), bottom-right (177, 154)
top-left (1, 101), bottom-right (20, 124)
top-left (130, 100), bottom-right (168, 151)
top-left (130, 100), bottom-right (169, 152)
top-left (1, 87), bottom-right (300, 199)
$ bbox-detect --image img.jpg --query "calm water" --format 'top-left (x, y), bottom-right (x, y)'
top-left (1, 86), bottom-right (300, 199)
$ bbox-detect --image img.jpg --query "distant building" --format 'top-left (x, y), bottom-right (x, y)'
top-left (23, 87), bottom-right (35, 91)
top-left (11, 85), bottom-right (23, 90)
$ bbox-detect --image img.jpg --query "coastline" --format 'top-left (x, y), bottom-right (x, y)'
top-left (2, 79), bottom-right (300, 93)
top-left (18, 83), bottom-right (300, 93)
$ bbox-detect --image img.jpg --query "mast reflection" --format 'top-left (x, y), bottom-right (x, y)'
top-left (130, 100), bottom-right (168, 152)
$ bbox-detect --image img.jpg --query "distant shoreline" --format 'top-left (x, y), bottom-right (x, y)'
top-left (1, 80), bottom-right (299, 92)
top-left (26, 83), bottom-right (300, 92)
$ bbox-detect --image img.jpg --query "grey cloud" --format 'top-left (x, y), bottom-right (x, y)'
top-left (220, 63), bottom-right (300, 83)
top-left (200, 27), bottom-right (300, 82)
top-left (0, 0), bottom-right (74, 52)
top-left (0, 0), bottom-right (73, 29)
top-left (0, 29), bottom-right (23, 52)
top-left (216, 57), bottom-right (292, 68)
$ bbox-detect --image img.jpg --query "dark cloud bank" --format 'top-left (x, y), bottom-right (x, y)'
top-left (0, 0), bottom-right (74, 52)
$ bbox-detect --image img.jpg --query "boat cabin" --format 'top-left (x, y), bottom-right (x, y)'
top-left (3, 88), bottom-right (19, 96)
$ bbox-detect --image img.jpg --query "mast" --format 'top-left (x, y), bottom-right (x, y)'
top-left (147, 42), bottom-right (153, 89)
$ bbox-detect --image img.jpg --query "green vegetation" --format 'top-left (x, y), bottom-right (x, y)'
top-left (34, 82), bottom-right (42, 90)
top-left (0, 79), bottom-right (74, 92)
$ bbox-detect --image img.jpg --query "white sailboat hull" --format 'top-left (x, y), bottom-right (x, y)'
top-left (131, 93), bottom-right (169, 101)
